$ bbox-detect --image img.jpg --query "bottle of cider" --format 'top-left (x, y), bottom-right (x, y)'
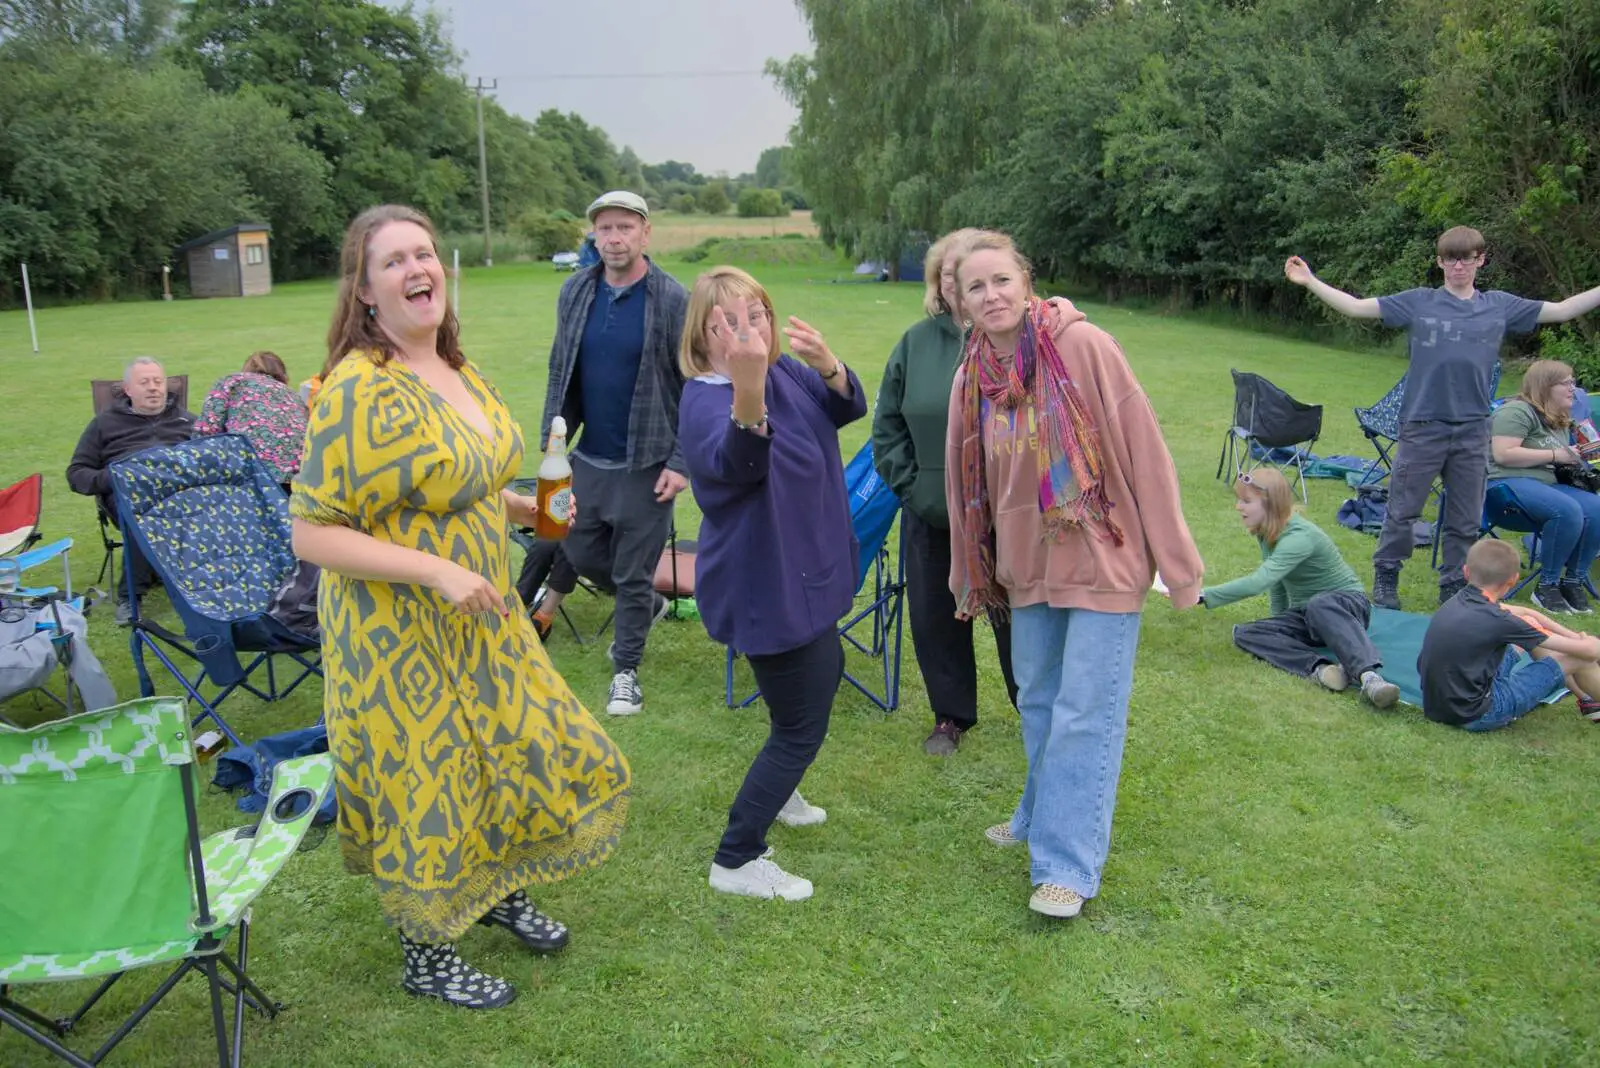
top-left (535, 417), bottom-right (573, 540)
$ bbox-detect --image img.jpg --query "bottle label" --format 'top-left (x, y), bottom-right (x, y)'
top-left (545, 487), bottom-right (573, 523)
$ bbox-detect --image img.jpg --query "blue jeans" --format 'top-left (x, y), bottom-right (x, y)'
top-left (1008, 604), bottom-right (1142, 897)
top-left (1463, 649), bottom-right (1566, 732)
top-left (1486, 478), bottom-right (1600, 582)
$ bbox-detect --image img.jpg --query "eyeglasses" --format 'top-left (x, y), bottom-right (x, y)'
top-left (1559, 378), bottom-right (1578, 387)
top-left (1439, 255), bottom-right (1482, 267)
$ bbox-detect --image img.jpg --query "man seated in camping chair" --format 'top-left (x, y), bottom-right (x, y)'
top-left (65, 357), bottom-right (194, 625)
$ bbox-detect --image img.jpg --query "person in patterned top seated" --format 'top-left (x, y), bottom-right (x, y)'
top-left (289, 204), bottom-right (631, 1010)
top-left (192, 350), bottom-right (309, 487)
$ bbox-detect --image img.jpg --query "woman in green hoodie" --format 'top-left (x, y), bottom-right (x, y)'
top-left (874, 229), bottom-right (1018, 756)
top-left (1202, 468), bottom-right (1401, 708)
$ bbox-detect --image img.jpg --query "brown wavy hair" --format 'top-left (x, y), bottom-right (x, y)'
top-left (324, 204), bottom-right (463, 376)
top-left (242, 350), bottom-right (289, 384)
top-left (1517, 359), bottom-right (1575, 430)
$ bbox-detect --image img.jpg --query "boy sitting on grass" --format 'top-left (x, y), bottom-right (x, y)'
top-left (1419, 539), bottom-right (1600, 731)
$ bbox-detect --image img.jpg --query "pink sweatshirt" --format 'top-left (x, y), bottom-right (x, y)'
top-left (945, 302), bottom-right (1203, 613)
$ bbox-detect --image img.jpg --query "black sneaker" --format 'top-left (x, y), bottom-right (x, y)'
top-left (1371, 567), bottom-right (1401, 611)
top-left (1559, 580), bottom-right (1593, 614)
top-left (1533, 583), bottom-right (1575, 614)
top-left (1438, 577), bottom-right (1467, 605)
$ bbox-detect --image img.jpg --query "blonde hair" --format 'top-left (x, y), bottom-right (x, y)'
top-left (678, 266), bottom-right (781, 379)
top-left (950, 230), bottom-right (1035, 301)
top-left (1437, 226), bottom-right (1485, 260)
top-left (325, 205), bottom-right (463, 377)
top-left (1465, 538), bottom-right (1520, 591)
top-left (922, 228), bottom-right (980, 318)
top-left (1234, 468), bottom-right (1294, 547)
top-left (1517, 359), bottom-right (1575, 430)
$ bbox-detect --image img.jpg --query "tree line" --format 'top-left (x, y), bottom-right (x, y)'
top-left (0, 0), bottom-right (799, 302)
top-left (772, 0), bottom-right (1600, 359)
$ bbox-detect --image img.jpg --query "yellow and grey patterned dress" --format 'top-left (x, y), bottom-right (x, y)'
top-left (290, 351), bottom-right (630, 943)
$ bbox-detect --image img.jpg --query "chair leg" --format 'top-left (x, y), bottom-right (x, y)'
top-left (200, 956), bottom-right (234, 1068)
top-left (0, 1005), bottom-right (96, 1068)
top-left (88, 961), bottom-right (193, 1064)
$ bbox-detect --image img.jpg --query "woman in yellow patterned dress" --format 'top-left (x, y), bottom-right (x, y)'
top-left (291, 205), bottom-right (630, 1010)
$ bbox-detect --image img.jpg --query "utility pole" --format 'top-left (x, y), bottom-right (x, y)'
top-left (472, 77), bottom-right (498, 267)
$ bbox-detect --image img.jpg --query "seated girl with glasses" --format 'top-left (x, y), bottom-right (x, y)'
top-left (1484, 359), bottom-right (1600, 615)
top-left (1176, 468), bottom-right (1402, 708)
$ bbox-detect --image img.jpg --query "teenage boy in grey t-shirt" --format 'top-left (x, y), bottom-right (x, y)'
top-left (1284, 226), bottom-right (1600, 610)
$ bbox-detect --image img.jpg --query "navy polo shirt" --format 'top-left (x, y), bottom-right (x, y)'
top-left (574, 277), bottom-right (647, 462)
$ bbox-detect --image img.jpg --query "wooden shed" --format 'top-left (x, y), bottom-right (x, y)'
top-left (177, 223), bottom-right (272, 298)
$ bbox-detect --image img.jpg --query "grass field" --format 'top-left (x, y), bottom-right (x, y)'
top-left (644, 209), bottom-right (820, 253)
top-left (2, 253), bottom-right (1598, 1068)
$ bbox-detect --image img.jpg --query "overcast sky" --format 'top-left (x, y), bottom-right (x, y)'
top-left (424, 1), bottom-right (813, 175)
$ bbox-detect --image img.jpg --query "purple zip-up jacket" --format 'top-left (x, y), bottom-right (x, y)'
top-left (679, 355), bottom-right (867, 656)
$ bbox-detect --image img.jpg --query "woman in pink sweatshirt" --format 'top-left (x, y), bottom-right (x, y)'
top-left (945, 230), bottom-right (1203, 919)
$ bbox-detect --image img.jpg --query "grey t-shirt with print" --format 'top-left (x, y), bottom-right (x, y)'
top-left (1378, 287), bottom-right (1543, 423)
top-left (1485, 398), bottom-right (1563, 484)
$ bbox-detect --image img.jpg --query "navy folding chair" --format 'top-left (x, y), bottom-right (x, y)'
top-left (725, 442), bottom-right (905, 712)
top-left (109, 436), bottom-right (320, 747)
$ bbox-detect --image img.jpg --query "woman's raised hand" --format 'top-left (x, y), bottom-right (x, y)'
top-left (710, 301), bottom-right (770, 395)
top-left (782, 316), bottom-right (838, 374)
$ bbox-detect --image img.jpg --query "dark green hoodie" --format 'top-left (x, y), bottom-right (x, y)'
top-left (872, 313), bottom-right (964, 527)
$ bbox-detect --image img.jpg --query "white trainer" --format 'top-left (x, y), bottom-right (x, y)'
top-left (708, 856), bottom-right (813, 901)
top-left (775, 790), bottom-right (827, 827)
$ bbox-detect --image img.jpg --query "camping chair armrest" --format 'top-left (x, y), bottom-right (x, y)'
top-left (13, 537), bottom-right (72, 571)
top-left (200, 753), bottom-right (334, 930)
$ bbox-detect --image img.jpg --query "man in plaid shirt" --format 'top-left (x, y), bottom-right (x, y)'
top-left (536, 191), bottom-right (690, 716)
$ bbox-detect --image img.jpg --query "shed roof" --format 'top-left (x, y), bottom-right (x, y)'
top-left (175, 223), bottom-right (273, 253)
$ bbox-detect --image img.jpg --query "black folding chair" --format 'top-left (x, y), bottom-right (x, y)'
top-left (1216, 369), bottom-right (1323, 502)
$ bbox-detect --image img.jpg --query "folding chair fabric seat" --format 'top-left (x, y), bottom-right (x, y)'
top-left (109, 436), bottom-right (320, 747)
top-left (0, 697), bottom-right (332, 1068)
top-left (0, 474), bottom-right (43, 559)
top-left (1216, 369), bottom-right (1322, 501)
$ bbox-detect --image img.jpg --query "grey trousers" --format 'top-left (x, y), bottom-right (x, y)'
top-left (1231, 589), bottom-right (1381, 680)
top-left (562, 455), bottom-right (672, 672)
top-left (1374, 418), bottom-right (1491, 584)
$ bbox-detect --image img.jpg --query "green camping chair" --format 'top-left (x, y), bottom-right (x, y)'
top-left (0, 697), bottom-right (332, 1068)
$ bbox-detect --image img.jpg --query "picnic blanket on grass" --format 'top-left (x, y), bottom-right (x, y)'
top-left (1318, 607), bottom-right (1566, 709)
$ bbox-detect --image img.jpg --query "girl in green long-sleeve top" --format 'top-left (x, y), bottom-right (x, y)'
top-left (1202, 469), bottom-right (1401, 708)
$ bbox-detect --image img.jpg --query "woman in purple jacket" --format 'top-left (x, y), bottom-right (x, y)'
top-left (678, 265), bottom-right (866, 902)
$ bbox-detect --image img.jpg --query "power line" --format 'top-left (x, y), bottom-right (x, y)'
top-left (485, 70), bottom-right (770, 82)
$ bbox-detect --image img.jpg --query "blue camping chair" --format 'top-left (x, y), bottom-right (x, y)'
top-left (109, 436), bottom-right (320, 747)
top-left (725, 442), bottom-right (906, 712)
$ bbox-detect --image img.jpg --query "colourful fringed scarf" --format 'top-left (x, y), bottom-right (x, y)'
top-left (954, 299), bottom-right (1123, 617)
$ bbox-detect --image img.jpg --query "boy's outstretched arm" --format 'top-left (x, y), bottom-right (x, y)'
top-left (1284, 256), bottom-right (1382, 320)
top-left (1538, 281), bottom-right (1600, 324)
